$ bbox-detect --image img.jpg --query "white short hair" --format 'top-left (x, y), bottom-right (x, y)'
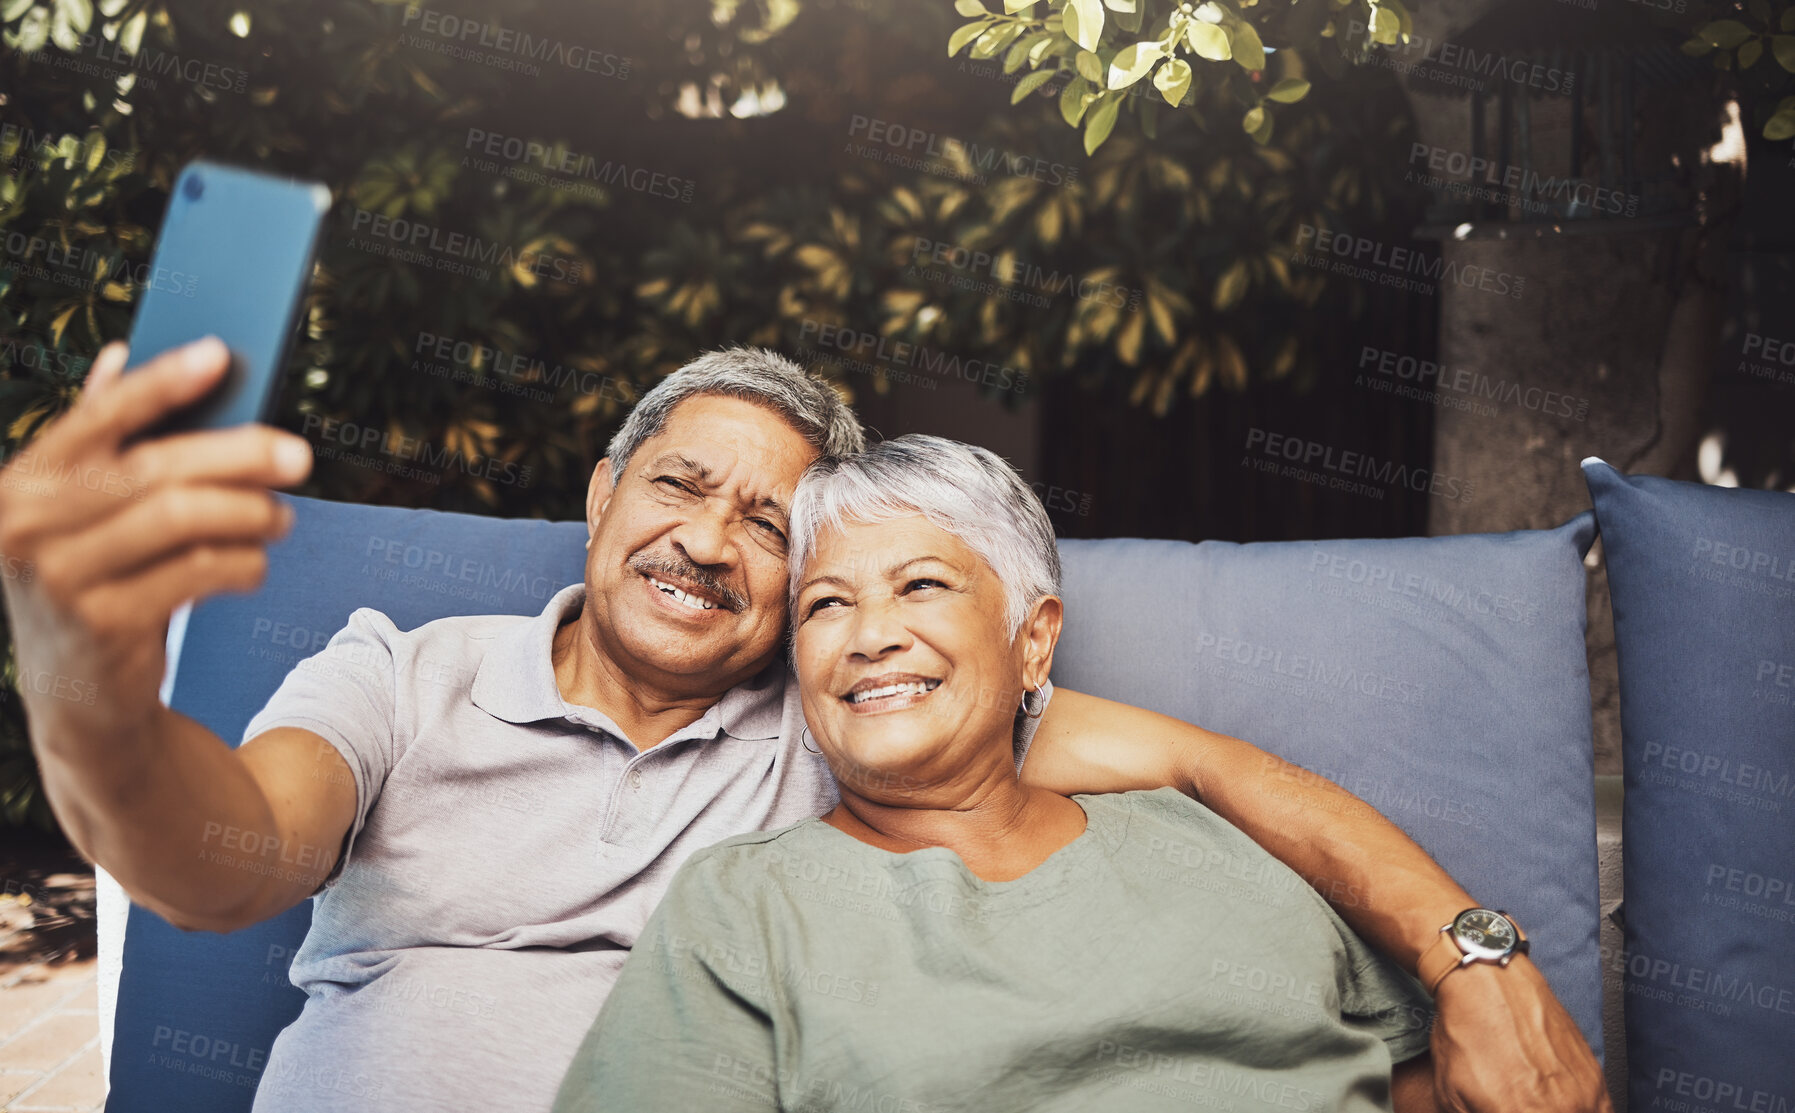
top-left (605, 346), bottom-right (865, 477)
top-left (787, 434), bottom-right (1061, 638)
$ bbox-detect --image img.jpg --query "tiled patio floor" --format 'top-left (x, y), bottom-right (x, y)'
top-left (0, 959), bottom-right (103, 1112)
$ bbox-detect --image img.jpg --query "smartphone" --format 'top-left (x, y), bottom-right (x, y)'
top-left (124, 160), bottom-right (331, 440)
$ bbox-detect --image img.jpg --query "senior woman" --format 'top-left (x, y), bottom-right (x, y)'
top-left (553, 434), bottom-right (1439, 1113)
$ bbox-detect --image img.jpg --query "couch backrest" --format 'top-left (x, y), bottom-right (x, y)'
top-left (106, 495), bottom-right (1604, 1110)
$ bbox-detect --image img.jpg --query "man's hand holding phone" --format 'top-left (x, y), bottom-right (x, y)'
top-left (0, 337), bottom-right (311, 742)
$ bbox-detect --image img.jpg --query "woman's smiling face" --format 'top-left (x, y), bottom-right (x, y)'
top-left (791, 513), bottom-right (1036, 803)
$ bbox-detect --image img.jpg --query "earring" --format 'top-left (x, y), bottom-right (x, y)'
top-left (1020, 683), bottom-right (1047, 720)
top-left (800, 726), bottom-right (822, 755)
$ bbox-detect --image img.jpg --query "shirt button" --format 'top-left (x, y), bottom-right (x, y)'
top-left (630, 769), bottom-right (643, 793)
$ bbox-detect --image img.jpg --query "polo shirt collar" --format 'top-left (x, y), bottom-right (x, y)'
top-left (470, 581), bottom-right (785, 742)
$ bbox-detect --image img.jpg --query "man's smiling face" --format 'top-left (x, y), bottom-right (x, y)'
top-left (583, 394), bottom-right (819, 696)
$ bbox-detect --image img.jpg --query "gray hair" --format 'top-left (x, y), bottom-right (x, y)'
top-left (787, 434), bottom-right (1062, 638)
top-left (605, 346), bottom-right (866, 477)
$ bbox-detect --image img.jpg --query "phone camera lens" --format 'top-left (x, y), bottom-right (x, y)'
top-left (183, 174), bottom-right (205, 201)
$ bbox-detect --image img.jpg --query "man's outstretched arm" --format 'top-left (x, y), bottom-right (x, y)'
top-left (1026, 687), bottom-right (1611, 1113)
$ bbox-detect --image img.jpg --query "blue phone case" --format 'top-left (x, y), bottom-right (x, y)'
top-left (125, 160), bottom-right (331, 437)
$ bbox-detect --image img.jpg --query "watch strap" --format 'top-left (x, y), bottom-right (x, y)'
top-left (1418, 925), bottom-right (1465, 995)
top-left (1418, 909), bottom-right (1528, 995)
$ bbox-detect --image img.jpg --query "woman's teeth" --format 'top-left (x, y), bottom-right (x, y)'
top-left (847, 680), bottom-right (940, 704)
top-left (648, 576), bottom-right (718, 611)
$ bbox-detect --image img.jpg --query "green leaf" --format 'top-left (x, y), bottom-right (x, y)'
top-left (1264, 77), bottom-right (1309, 102)
top-left (973, 23), bottom-right (1021, 57)
top-left (1680, 37), bottom-right (1714, 56)
top-left (52, 0), bottom-right (88, 32)
top-left (955, 0), bottom-right (987, 13)
top-left (1739, 38), bottom-right (1763, 69)
top-left (1696, 19), bottom-right (1755, 48)
top-left (1060, 74), bottom-right (1095, 125)
top-left (1773, 35), bottom-right (1795, 72)
top-left (1242, 105), bottom-right (1265, 133)
top-left (948, 20), bottom-right (986, 56)
top-left (117, 8), bottom-right (144, 51)
top-left (1064, 0), bottom-right (1103, 51)
top-left (1369, 5), bottom-right (1401, 45)
top-left (1107, 41), bottom-right (1161, 88)
top-left (49, 9), bottom-right (79, 49)
top-left (77, 129), bottom-right (104, 172)
top-left (1011, 66), bottom-right (1058, 102)
top-left (1765, 107), bottom-right (1795, 141)
top-left (1153, 57), bottom-right (1192, 106)
top-left (1213, 259), bottom-right (1249, 310)
top-left (1, 0), bottom-right (34, 20)
top-left (1084, 93), bottom-right (1122, 153)
top-left (16, 12), bottom-right (46, 52)
top-left (1114, 4), bottom-right (1142, 30)
top-left (1005, 0), bottom-right (1037, 10)
top-left (1075, 48), bottom-right (1103, 82)
top-left (1229, 21), bottom-right (1266, 70)
top-left (1004, 32), bottom-right (1041, 72)
top-left (1186, 21), bottom-right (1230, 60)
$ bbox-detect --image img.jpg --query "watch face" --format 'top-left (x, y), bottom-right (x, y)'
top-left (1453, 909), bottom-right (1517, 960)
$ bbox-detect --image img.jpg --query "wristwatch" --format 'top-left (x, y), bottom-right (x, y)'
top-left (1418, 907), bottom-right (1529, 995)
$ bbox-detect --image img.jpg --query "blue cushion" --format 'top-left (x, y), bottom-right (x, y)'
top-left (108, 493), bottom-right (590, 1112)
top-left (112, 495), bottom-right (1607, 1108)
top-left (1052, 515), bottom-right (1605, 1056)
top-left (1581, 458), bottom-right (1795, 1111)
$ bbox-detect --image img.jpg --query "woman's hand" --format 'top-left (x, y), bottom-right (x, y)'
top-left (1428, 959), bottom-right (1612, 1113)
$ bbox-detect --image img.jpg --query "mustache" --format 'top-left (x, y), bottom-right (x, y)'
top-left (628, 552), bottom-right (750, 614)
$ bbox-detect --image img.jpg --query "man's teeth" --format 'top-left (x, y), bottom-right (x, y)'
top-left (648, 577), bottom-right (718, 611)
top-left (847, 680), bottom-right (940, 704)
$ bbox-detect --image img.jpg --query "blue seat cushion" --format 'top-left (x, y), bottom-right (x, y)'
top-left (1052, 515), bottom-right (1605, 1055)
top-left (1581, 458), bottom-right (1795, 1111)
top-left (108, 494), bottom-right (590, 1112)
top-left (112, 495), bottom-right (1607, 1110)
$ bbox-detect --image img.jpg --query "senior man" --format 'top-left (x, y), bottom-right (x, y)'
top-left (0, 338), bottom-right (1607, 1113)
